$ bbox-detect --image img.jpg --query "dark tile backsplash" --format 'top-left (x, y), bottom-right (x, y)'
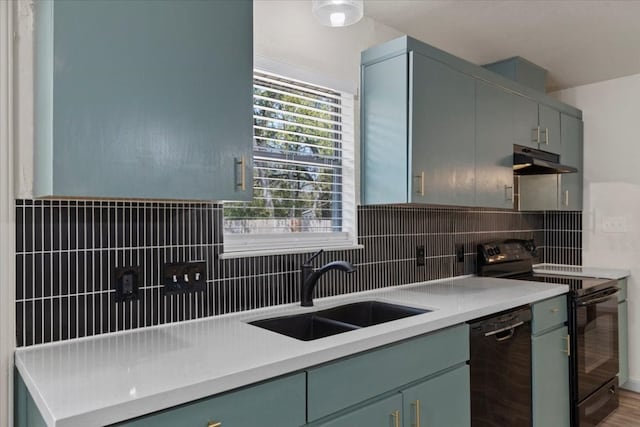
top-left (15, 200), bottom-right (581, 347)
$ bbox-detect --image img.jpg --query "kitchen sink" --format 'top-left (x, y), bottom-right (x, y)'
top-left (249, 313), bottom-right (358, 341)
top-left (249, 301), bottom-right (430, 341)
top-left (318, 301), bottom-right (429, 327)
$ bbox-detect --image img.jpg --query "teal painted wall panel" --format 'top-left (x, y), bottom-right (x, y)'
top-left (532, 326), bottom-right (570, 427)
top-left (410, 53), bottom-right (475, 206)
top-left (35, 0), bottom-right (253, 201)
top-left (361, 54), bottom-right (409, 204)
top-left (402, 365), bottom-right (470, 427)
top-left (117, 373), bottom-right (306, 427)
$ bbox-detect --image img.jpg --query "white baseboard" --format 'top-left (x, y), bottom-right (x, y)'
top-left (621, 378), bottom-right (640, 392)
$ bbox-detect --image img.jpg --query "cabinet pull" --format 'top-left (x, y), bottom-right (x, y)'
top-left (544, 127), bottom-right (549, 144)
top-left (533, 126), bottom-right (541, 144)
top-left (415, 171), bottom-right (425, 197)
top-left (412, 400), bottom-right (421, 427)
top-left (550, 307), bottom-right (559, 313)
top-left (391, 410), bottom-right (400, 427)
top-left (563, 190), bottom-right (569, 207)
top-left (504, 185), bottom-right (514, 203)
top-left (208, 422), bottom-right (222, 427)
top-left (235, 156), bottom-right (246, 191)
top-left (563, 334), bottom-right (571, 357)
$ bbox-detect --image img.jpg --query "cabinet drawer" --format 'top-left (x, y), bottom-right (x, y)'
top-left (307, 324), bottom-right (469, 422)
top-left (117, 373), bottom-right (306, 427)
top-left (532, 295), bottom-right (567, 335)
top-left (617, 278), bottom-right (627, 302)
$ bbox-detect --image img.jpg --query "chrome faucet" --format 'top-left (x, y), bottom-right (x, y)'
top-left (300, 249), bottom-right (356, 307)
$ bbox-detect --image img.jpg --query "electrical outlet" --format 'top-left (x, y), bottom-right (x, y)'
top-left (115, 266), bottom-right (140, 302)
top-left (416, 245), bottom-right (425, 266)
top-left (601, 216), bottom-right (627, 233)
top-left (455, 244), bottom-right (464, 262)
top-left (163, 261), bottom-right (206, 294)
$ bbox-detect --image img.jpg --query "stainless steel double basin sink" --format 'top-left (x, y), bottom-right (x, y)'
top-left (249, 301), bottom-right (430, 341)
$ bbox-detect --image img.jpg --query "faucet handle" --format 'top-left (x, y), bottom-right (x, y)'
top-left (303, 249), bottom-right (324, 266)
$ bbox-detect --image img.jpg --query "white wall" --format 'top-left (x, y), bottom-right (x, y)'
top-left (554, 73), bottom-right (640, 390)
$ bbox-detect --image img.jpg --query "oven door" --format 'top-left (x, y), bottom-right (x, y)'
top-left (575, 287), bottom-right (619, 402)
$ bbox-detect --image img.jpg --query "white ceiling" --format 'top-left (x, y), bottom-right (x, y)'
top-left (363, 0), bottom-right (640, 91)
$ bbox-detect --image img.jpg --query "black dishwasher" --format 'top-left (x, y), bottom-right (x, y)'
top-left (469, 306), bottom-right (532, 427)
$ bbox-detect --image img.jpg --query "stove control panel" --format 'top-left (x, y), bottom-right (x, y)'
top-left (478, 240), bottom-right (535, 265)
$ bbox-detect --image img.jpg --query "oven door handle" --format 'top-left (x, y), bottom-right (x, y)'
top-left (577, 288), bottom-right (619, 307)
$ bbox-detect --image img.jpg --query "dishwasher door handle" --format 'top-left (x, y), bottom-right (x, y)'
top-left (484, 321), bottom-right (525, 338)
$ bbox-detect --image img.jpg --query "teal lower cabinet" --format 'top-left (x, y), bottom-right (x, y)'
top-left (14, 372), bottom-right (47, 427)
top-left (531, 295), bottom-right (570, 427)
top-left (309, 394), bottom-right (404, 427)
top-left (401, 365), bottom-right (470, 427)
top-left (306, 325), bottom-right (470, 426)
top-left (618, 278), bottom-right (629, 386)
top-left (116, 373), bottom-right (306, 426)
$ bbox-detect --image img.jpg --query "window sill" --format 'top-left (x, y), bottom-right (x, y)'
top-left (219, 244), bottom-right (364, 259)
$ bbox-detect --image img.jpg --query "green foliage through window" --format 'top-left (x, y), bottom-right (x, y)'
top-left (224, 72), bottom-right (346, 234)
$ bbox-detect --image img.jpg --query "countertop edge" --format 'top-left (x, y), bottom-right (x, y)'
top-left (17, 280), bottom-right (569, 427)
top-left (533, 263), bottom-right (631, 280)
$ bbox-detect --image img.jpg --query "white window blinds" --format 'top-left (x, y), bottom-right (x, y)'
top-left (223, 70), bottom-right (356, 255)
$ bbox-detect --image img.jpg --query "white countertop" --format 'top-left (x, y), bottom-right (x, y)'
top-left (533, 263), bottom-right (630, 280)
top-left (15, 275), bottom-right (568, 427)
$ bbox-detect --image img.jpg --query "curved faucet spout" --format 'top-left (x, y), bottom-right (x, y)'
top-left (301, 260), bottom-right (356, 307)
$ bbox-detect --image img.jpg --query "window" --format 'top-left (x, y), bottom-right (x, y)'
top-left (223, 70), bottom-right (357, 255)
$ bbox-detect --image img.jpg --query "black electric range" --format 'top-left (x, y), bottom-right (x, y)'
top-left (477, 239), bottom-right (620, 427)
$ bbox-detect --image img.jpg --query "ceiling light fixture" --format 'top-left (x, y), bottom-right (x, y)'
top-left (312, 0), bottom-right (364, 27)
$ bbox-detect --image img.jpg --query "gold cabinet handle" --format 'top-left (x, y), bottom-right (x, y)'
top-left (533, 126), bottom-right (541, 144)
top-left (414, 171), bottom-right (425, 197)
top-left (504, 185), bottom-right (514, 203)
top-left (208, 422), bottom-right (222, 427)
top-left (235, 156), bottom-right (246, 191)
top-left (550, 307), bottom-right (559, 313)
top-left (544, 127), bottom-right (549, 144)
top-left (564, 190), bottom-right (569, 207)
top-left (563, 334), bottom-right (571, 357)
top-left (412, 400), bottom-right (421, 427)
top-left (391, 410), bottom-right (400, 427)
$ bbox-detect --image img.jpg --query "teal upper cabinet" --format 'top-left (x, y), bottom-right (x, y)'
top-left (34, 0), bottom-right (253, 201)
top-left (475, 81), bottom-right (515, 209)
top-left (538, 104), bottom-right (561, 153)
top-left (512, 96), bottom-right (561, 153)
top-left (361, 51), bottom-right (475, 206)
top-left (411, 53), bottom-right (476, 206)
top-left (361, 36), bottom-right (581, 208)
top-left (559, 113), bottom-right (584, 210)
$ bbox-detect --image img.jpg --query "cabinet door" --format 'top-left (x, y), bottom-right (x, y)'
top-left (35, 0), bottom-right (253, 201)
top-left (532, 326), bottom-right (570, 427)
top-left (118, 373), bottom-right (306, 427)
top-left (361, 54), bottom-right (410, 204)
top-left (538, 104), bottom-right (561, 153)
top-left (402, 365), bottom-right (470, 427)
top-left (475, 81), bottom-right (514, 208)
top-left (619, 300), bottom-right (629, 386)
top-left (559, 113), bottom-right (583, 210)
top-left (410, 53), bottom-right (475, 206)
top-left (312, 394), bottom-right (403, 427)
top-left (512, 94), bottom-right (539, 149)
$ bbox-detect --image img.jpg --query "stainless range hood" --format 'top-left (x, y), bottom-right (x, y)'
top-left (513, 144), bottom-right (578, 175)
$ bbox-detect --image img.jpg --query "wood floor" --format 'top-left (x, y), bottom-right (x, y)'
top-left (600, 390), bottom-right (640, 426)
